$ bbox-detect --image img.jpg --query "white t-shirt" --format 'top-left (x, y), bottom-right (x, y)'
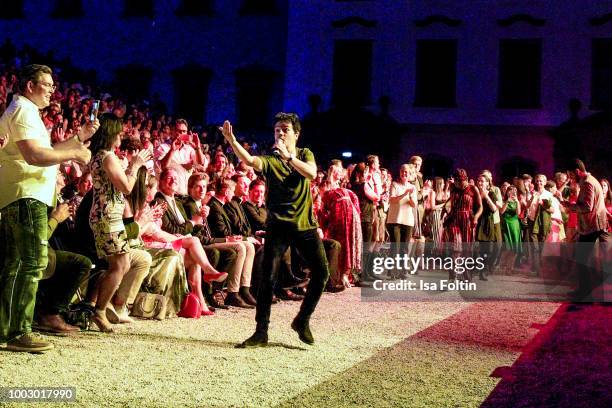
top-left (0, 95), bottom-right (57, 209)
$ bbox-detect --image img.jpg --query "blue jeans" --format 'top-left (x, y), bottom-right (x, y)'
top-left (0, 199), bottom-right (49, 341)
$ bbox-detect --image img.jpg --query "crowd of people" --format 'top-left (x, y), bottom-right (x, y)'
top-left (0, 61), bottom-right (610, 353)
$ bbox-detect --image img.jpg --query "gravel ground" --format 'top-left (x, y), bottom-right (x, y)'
top-left (0, 288), bottom-right (562, 408)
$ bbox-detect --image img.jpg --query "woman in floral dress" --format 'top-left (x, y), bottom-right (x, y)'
top-left (89, 113), bottom-right (151, 331)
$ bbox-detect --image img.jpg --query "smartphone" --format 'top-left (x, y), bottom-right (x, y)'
top-left (90, 100), bottom-right (100, 122)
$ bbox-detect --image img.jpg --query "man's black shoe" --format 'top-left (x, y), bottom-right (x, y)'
top-left (239, 287), bottom-right (257, 306)
top-left (225, 292), bottom-right (255, 309)
top-left (282, 277), bottom-right (310, 290)
top-left (291, 318), bottom-right (314, 345)
top-left (236, 332), bottom-right (268, 348)
top-left (279, 290), bottom-right (304, 301)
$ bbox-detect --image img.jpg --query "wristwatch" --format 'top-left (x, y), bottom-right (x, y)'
top-left (288, 153), bottom-right (296, 162)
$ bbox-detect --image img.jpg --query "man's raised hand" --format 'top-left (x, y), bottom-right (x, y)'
top-left (220, 120), bottom-right (237, 144)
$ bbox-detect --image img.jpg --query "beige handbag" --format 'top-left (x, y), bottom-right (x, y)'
top-left (132, 292), bottom-right (167, 320)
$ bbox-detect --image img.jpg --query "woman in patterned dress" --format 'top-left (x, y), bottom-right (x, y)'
top-left (426, 177), bottom-right (449, 248)
top-left (320, 164), bottom-right (362, 288)
top-left (88, 113), bottom-right (151, 331)
top-left (443, 169), bottom-right (483, 280)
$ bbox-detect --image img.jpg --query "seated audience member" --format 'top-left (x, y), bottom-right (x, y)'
top-left (207, 152), bottom-right (229, 189)
top-left (242, 178), bottom-right (267, 233)
top-left (154, 169), bottom-right (253, 308)
top-left (225, 173), bottom-right (259, 239)
top-left (35, 202), bottom-right (91, 334)
top-left (127, 168), bottom-right (222, 315)
top-left (207, 178), bottom-right (258, 308)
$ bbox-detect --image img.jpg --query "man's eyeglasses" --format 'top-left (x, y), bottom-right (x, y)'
top-left (37, 81), bottom-right (57, 91)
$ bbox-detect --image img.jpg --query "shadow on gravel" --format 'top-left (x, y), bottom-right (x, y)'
top-left (275, 302), bottom-right (559, 408)
top-left (64, 331), bottom-right (309, 351)
top-left (482, 303), bottom-right (612, 408)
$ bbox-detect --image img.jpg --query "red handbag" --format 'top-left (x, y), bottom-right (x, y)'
top-left (177, 292), bottom-right (201, 318)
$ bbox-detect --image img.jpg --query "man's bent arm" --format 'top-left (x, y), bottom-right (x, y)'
top-left (17, 139), bottom-right (87, 167)
top-left (289, 157), bottom-right (317, 180)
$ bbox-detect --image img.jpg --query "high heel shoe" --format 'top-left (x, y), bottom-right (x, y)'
top-left (203, 271), bottom-right (228, 283)
top-left (201, 309), bottom-right (215, 316)
top-left (92, 310), bottom-right (114, 333)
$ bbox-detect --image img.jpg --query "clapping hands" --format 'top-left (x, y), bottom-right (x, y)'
top-left (0, 133), bottom-right (8, 149)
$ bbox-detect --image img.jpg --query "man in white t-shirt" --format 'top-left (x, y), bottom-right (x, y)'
top-left (159, 118), bottom-right (208, 195)
top-left (0, 64), bottom-right (98, 353)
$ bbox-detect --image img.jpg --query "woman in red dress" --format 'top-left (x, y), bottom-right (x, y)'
top-left (320, 165), bottom-right (363, 288)
top-left (443, 169), bottom-right (483, 280)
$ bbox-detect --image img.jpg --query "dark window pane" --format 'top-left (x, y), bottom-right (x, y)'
top-left (114, 65), bottom-right (152, 102)
top-left (173, 66), bottom-right (212, 125)
top-left (239, 0), bottom-right (277, 16)
top-left (0, 0), bottom-right (24, 19)
top-left (591, 38), bottom-right (612, 110)
top-left (497, 39), bottom-right (542, 109)
top-left (332, 40), bottom-right (373, 107)
top-left (123, 0), bottom-right (154, 18)
top-left (414, 39), bottom-right (457, 107)
top-left (51, 0), bottom-right (84, 19)
top-left (175, 0), bottom-right (214, 17)
top-left (236, 68), bottom-right (278, 129)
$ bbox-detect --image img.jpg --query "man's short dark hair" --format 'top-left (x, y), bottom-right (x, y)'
top-left (273, 112), bottom-right (301, 134)
top-left (19, 64), bottom-right (52, 93)
top-left (573, 158), bottom-right (586, 173)
top-left (250, 178), bottom-right (266, 190)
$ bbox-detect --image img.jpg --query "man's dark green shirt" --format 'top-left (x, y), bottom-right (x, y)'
top-left (258, 147), bottom-right (318, 231)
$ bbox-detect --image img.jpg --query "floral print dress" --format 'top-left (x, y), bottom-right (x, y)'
top-left (89, 149), bottom-right (130, 258)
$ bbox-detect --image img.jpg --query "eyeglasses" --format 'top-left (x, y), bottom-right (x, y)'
top-left (37, 81), bottom-right (56, 91)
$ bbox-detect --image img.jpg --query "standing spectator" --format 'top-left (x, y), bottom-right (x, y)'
top-left (600, 179), bottom-right (612, 232)
top-left (426, 177), bottom-right (449, 247)
top-left (501, 186), bottom-right (522, 252)
top-left (88, 113), bottom-right (151, 332)
top-left (386, 164), bottom-right (417, 276)
top-left (563, 160), bottom-right (609, 300)
top-left (159, 118), bottom-right (207, 195)
top-left (0, 64), bottom-right (97, 352)
top-left (320, 164), bottom-right (362, 288)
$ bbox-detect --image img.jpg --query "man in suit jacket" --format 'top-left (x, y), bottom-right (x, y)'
top-left (564, 160), bottom-right (609, 300)
top-left (225, 174), bottom-right (255, 237)
top-left (154, 169), bottom-right (238, 308)
top-left (243, 178), bottom-right (268, 233)
top-left (187, 174), bottom-right (257, 308)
